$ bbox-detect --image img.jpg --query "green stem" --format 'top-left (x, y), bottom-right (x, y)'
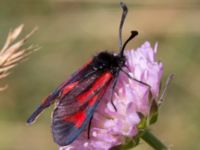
top-left (141, 130), bottom-right (169, 150)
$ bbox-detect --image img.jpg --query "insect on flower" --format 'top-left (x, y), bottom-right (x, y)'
top-left (27, 2), bottom-right (150, 146)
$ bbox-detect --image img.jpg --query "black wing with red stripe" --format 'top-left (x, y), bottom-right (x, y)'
top-left (26, 55), bottom-right (114, 146)
top-left (52, 71), bottom-right (113, 146)
top-left (27, 50), bottom-right (125, 147)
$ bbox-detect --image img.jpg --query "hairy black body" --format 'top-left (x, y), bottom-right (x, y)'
top-left (92, 52), bottom-right (126, 75)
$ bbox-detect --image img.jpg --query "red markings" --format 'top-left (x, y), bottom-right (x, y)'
top-left (88, 94), bottom-right (99, 106)
top-left (64, 111), bottom-right (86, 128)
top-left (77, 72), bottom-right (113, 104)
top-left (88, 79), bottom-right (111, 106)
top-left (62, 81), bottom-right (79, 96)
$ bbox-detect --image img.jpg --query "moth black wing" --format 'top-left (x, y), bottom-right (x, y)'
top-left (52, 71), bottom-right (113, 146)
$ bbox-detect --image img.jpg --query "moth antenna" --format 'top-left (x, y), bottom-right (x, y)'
top-left (119, 2), bottom-right (139, 56)
top-left (118, 2), bottom-right (128, 52)
top-left (120, 31), bottom-right (138, 56)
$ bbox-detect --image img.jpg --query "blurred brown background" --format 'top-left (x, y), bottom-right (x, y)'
top-left (0, 0), bottom-right (200, 150)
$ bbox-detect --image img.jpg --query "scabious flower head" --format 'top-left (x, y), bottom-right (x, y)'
top-left (60, 41), bottom-right (163, 150)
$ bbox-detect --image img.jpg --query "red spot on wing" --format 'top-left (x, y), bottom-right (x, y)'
top-left (62, 73), bottom-right (112, 129)
top-left (88, 94), bottom-right (99, 106)
top-left (61, 81), bottom-right (79, 96)
top-left (88, 78), bottom-right (111, 106)
top-left (64, 111), bottom-right (86, 128)
top-left (77, 72), bottom-right (113, 104)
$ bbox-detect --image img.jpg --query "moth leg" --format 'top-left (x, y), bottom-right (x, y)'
top-left (110, 77), bottom-right (118, 112)
top-left (87, 115), bottom-right (94, 139)
top-left (121, 69), bottom-right (151, 89)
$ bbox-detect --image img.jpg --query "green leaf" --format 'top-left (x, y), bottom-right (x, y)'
top-left (109, 137), bottom-right (141, 150)
top-left (137, 112), bottom-right (148, 129)
top-left (149, 99), bottom-right (159, 125)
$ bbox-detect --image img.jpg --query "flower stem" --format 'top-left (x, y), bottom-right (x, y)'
top-left (141, 130), bottom-right (169, 150)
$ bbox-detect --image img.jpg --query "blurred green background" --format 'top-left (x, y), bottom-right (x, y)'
top-left (0, 0), bottom-right (200, 150)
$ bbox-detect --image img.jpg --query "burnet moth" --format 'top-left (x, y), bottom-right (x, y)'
top-left (27, 2), bottom-right (149, 146)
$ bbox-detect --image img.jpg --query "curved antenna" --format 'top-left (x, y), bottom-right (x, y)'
top-left (118, 2), bottom-right (128, 52)
top-left (120, 31), bottom-right (138, 56)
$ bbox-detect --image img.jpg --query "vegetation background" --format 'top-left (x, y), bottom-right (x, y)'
top-left (0, 0), bottom-right (199, 150)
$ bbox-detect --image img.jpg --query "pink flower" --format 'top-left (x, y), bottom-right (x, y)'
top-left (60, 41), bottom-right (163, 150)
